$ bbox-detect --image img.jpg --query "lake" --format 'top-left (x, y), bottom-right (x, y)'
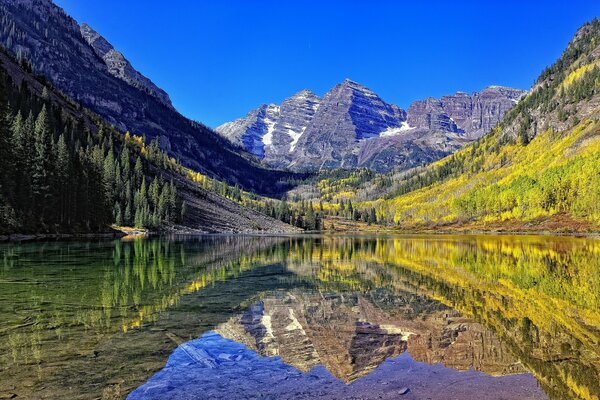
top-left (0, 235), bottom-right (598, 399)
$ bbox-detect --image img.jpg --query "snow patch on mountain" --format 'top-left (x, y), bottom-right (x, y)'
top-left (262, 117), bottom-right (277, 146)
top-left (380, 122), bottom-right (415, 137)
top-left (289, 127), bottom-right (306, 152)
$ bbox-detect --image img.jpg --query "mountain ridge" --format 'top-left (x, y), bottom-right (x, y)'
top-left (217, 81), bottom-right (525, 172)
top-left (79, 22), bottom-right (174, 110)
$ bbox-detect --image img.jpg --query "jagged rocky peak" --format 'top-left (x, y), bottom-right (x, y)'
top-left (288, 79), bottom-right (408, 170)
top-left (79, 23), bottom-right (173, 109)
top-left (324, 79), bottom-right (407, 140)
top-left (407, 86), bottom-right (527, 139)
top-left (289, 88), bottom-right (319, 101)
top-left (216, 89), bottom-right (322, 163)
top-left (263, 89), bottom-right (321, 167)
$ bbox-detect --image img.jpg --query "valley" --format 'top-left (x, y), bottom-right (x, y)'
top-left (0, 3), bottom-right (599, 400)
top-left (1, 1), bottom-right (600, 236)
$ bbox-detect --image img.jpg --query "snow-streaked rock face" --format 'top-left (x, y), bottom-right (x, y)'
top-left (265, 90), bottom-right (321, 168)
top-left (217, 104), bottom-right (280, 158)
top-left (217, 90), bottom-right (321, 166)
top-left (217, 80), bottom-right (526, 173)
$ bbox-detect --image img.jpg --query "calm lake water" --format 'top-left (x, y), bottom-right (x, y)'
top-left (0, 235), bottom-right (598, 400)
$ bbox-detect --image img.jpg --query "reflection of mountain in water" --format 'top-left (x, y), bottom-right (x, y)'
top-left (130, 331), bottom-right (545, 400)
top-left (215, 290), bottom-right (526, 383)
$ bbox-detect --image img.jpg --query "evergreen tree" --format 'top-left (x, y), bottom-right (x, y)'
top-left (55, 133), bottom-right (70, 224)
top-left (180, 201), bottom-right (187, 222)
top-left (134, 156), bottom-right (143, 186)
top-left (31, 105), bottom-right (54, 222)
top-left (103, 146), bottom-right (116, 204)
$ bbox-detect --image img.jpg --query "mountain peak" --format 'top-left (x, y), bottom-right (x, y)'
top-left (339, 78), bottom-right (370, 90)
top-left (260, 103), bottom-right (279, 111)
top-left (483, 85), bottom-right (525, 92)
top-left (289, 89), bottom-right (320, 101)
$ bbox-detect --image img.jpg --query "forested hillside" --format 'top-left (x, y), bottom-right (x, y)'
top-left (0, 48), bottom-right (296, 235)
top-left (302, 19), bottom-right (600, 232)
top-left (0, 54), bottom-right (181, 234)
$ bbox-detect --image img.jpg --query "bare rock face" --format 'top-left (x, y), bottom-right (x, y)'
top-left (408, 86), bottom-right (526, 140)
top-left (407, 97), bottom-right (462, 133)
top-left (217, 104), bottom-right (280, 158)
top-left (79, 23), bottom-right (173, 109)
top-left (266, 90), bottom-right (321, 168)
top-left (216, 90), bottom-right (321, 167)
top-left (218, 80), bottom-right (525, 173)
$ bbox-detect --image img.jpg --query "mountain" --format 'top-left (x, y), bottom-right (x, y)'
top-left (325, 19), bottom-right (600, 232)
top-left (406, 86), bottom-right (525, 140)
top-left (0, 0), bottom-right (296, 195)
top-left (79, 22), bottom-right (173, 110)
top-left (218, 90), bottom-right (322, 169)
top-left (218, 80), bottom-right (525, 172)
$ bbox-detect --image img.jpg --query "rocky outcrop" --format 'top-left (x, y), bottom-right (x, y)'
top-left (218, 80), bottom-right (525, 173)
top-left (408, 86), bottom-right (526, 140)
top-left (79, 23), bottom-right (173, 109)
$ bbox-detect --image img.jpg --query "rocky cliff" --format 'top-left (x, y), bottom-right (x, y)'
top-left (79, 22), bottom-right (173, 109)
top-left (407, 86), bottom-right (526, 140)
top-left (218, 80), bottom-right (525, 172)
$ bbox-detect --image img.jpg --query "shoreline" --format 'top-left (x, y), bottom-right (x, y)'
top-left (0, 231), bottom-right (126, 242)
top-left (1, 228), bottom-right (599, 243)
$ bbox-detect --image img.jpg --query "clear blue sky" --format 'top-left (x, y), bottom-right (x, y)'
top-left (54, 0), bottom-right (600, 128)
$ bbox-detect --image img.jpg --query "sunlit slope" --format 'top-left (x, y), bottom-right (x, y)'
top-left (363, 20), bottom-right (600, 230)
